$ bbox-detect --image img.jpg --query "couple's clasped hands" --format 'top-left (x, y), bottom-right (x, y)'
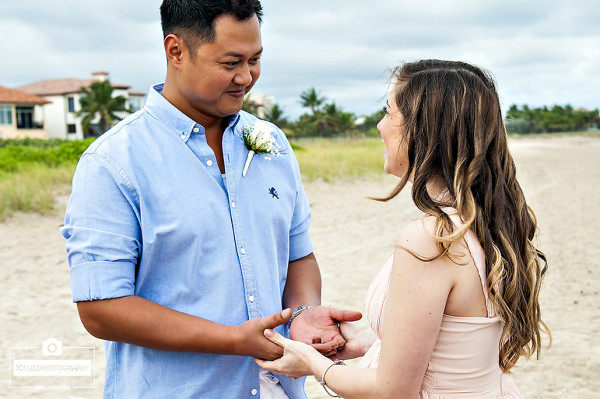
top-left (238, 306), bottom-right (361, 360)
top-left (243, 306), bottom-right (374, 379)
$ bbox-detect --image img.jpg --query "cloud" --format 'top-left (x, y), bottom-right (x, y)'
top-left (255, 0), bottom-right (600, 117)
top-left (1, 0), bottom-right (598, 120)
top-left (0, 0), bottom-right (164, 89)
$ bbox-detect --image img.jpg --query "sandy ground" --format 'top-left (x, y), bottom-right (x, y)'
top-left (1, 135), bottom-right (599, 398)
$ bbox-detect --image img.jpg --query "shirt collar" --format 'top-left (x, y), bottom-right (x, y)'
top-left (144, 83), bottom-right (242, 142)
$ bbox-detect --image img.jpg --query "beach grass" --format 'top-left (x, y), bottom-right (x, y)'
top-left (0, 137), bottom-right (387, 220)
top-left (508, 130), bottom-right (600, 138)
top-left (293, 131), bottom-right (600, 182)
top-left (0, 164), bottom-right (75, 221)
top-left (291, 137), bottom-right (386, 182)
top-left (0, 131), bottom-right (597, 220)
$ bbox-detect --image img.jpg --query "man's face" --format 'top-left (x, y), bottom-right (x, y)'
top-left (178, 14), bottom-right (262, 120)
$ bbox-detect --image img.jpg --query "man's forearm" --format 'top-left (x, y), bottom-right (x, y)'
top-left (76, 296), bottom-right (288, 359)
top-left (282, 252), bottom-right (322, 309)
top-left (78, 296), bottom-right (238, 353)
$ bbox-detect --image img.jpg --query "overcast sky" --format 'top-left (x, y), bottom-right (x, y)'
top-left (1, 0), bottom-right (598, 119)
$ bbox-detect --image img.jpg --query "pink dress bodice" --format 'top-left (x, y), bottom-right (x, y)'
top-left (358, 212), bottom-right (522, 398)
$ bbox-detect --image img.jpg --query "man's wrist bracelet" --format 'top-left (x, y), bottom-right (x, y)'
top-left (289, 305), bottom-right (313, 325)
top-left (320, 360), bottom-right (345, 397)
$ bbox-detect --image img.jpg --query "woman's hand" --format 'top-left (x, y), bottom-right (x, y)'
top-left (334, 322), bottom-right (377, 360)
top-left (255, 329), bottom-right (328, 379)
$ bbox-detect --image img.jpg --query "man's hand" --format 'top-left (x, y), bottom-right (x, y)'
top-left (289, 306), bottom-right (362, 356)
top-left (333, 321), bottom-right (377, 360)
top-left (235, 309), bottom-right (293, 360)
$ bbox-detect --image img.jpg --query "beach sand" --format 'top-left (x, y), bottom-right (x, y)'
top-left (1, 135), bottom-right (599, 398)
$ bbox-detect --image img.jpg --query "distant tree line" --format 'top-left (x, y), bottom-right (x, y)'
top-left (65, 81), bottom-right (600, 138)
top-left (249, 90), bottom-right (600, 137)
top-left (244, 87), bottom-right (383, 138)
top-left (505, 104), bottom-right (600, 134)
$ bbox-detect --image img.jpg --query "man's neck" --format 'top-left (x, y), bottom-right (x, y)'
top-left (160, 79), bottom-right (228, 172)
top-left (160, 80), bottom-right (225, 132)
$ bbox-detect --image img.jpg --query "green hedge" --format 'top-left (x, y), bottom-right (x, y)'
top-left (0, 138), bottom-right (71, 149)
top-left (0, 138), bottom-right (95, 172)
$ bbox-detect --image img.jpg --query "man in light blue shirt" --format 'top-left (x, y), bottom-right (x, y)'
top-left (61, 0), bottom-right (361, 398)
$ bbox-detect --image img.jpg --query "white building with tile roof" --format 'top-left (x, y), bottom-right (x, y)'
top-left (0, 86), bottom-right (51, 139)
top-left (15, 72), bottom-right (145, 140)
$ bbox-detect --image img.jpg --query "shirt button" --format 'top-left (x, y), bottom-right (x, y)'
top-left (180, 134), bottom-right (185, 140)
top-left (231, 201), bottom-right (235, 208)
top-left (251, 389), bottom-right (258, 396)
top-left (206, 160), bottom-right (213, 166)
top-left (249, 295), bottom-right (255, 303)
top-left (193, 127), bottom-right (200, 133)
top-left (241, 248), bottom-right (246, 255)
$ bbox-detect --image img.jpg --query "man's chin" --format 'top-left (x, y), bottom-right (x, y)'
top-left (221, 106), bottom-right (243, 117)
top-left (219, 100), bottom-right (244, 116)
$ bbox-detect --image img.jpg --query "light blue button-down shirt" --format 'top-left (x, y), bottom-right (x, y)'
top-left (61, 84), bottom-right (313, 398)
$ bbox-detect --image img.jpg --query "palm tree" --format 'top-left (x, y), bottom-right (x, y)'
top-left (323, 102), bottom-right (356, 135)
top-left (299, 87), bottom-right (327, 136)
top-left (264, 103), bottom-right (288, 127)
top-left (299, 87), bottom-right (325, 115)
top-left (77, 80), bottom-right (131, 136)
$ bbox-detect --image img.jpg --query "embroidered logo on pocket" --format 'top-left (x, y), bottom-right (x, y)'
top-left (268, 187), bottom-right (279, 199)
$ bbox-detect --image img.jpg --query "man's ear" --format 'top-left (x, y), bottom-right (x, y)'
top-left (164, 34), bottom-right (184, 69)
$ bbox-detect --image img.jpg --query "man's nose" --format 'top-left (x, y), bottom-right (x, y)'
top-left (234, 64), bottom-right (252, 86)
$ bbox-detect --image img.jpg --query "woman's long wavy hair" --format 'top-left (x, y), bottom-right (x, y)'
top-left (378, 60), bottom-right (550, 372)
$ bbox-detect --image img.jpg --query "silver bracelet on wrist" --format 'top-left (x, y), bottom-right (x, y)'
top-left (320, 360), bottom-right (345, 397)
top-left (289, 305), bottom-right (313, 325)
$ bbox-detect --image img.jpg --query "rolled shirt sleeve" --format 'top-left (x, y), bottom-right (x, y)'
top-left (61, 150), bottom-right (141, 302)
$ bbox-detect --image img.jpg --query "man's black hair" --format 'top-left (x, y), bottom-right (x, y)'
top-left (160, 0), bottom-right (263, 55)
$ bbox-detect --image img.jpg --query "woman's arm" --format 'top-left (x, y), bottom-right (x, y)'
top-left (367, 217), bottom-right (454, 398)
top-left (258, 217), bottom-right (457, 399)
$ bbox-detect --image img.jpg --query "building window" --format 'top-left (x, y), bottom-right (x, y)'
top-left (0, 105), bottom-right (12, 125)
top-left (67, 124), bottom-right (76, 134)
top-left (16, 107), bottom-right (34, 129)
top-left (68, 97), bottom-right (75, 113)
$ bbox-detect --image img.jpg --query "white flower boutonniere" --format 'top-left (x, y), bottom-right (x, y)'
top-left (241, 120), bottom-right (283, 177)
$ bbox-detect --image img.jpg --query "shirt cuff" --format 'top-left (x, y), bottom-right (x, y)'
top-left (289, 229), bottom-right (314, 262)
top-left (70, 261), bottom-right (136, 302)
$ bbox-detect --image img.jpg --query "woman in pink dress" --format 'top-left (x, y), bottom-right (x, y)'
top-left (256, 60), bottom-right (550, 398)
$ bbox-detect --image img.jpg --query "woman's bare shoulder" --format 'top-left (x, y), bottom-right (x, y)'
top-left (395, 215), bottom-right (442, 259)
